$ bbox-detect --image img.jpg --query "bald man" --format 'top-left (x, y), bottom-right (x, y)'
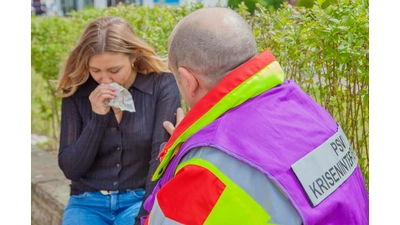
top-left (141, 7), bottom-right (369, 225)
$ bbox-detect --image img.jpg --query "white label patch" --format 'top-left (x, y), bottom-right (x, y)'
top-left (291, 125), bottom-right (358, 207)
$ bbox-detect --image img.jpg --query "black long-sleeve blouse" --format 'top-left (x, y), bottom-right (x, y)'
top-left (58, 71), bottom-right (181, 223)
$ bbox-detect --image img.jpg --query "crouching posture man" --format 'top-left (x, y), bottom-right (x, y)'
top-left (141, 7), bottom-right (369, 225)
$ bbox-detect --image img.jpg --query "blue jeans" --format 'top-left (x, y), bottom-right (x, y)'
top-left (62, 189), bottom-right (145, 225)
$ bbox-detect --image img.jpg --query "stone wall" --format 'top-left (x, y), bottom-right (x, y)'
top-left (31, 145), bottom-right (69, 225)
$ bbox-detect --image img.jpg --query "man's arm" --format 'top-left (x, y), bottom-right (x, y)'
top-left (145, 157), bottom-right (272, 225)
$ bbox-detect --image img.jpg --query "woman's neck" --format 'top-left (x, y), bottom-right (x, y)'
top-left (123, 70), bottom-right (138, 89)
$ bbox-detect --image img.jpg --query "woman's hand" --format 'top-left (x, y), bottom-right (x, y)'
top-left (163, 107), bottom-right (185, 135)
top-left (89, 84), bottom-right (117, 115)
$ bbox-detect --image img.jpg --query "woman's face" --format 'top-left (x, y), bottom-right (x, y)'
top-left (88, 51), bottom-right (135, 87)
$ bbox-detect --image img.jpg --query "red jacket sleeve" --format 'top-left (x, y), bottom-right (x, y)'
top-left (146, 164), bottom-right (225, 225)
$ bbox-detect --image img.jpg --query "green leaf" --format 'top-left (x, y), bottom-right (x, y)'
top-left (354, 39), bottom-right (365, 48)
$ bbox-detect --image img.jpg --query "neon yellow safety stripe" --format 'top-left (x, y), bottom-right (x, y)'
top-left (176, 158), bottom-right (276, 225)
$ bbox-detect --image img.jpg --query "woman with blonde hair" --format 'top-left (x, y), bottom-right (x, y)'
top-left (56, 16), bottom-right (180, 225)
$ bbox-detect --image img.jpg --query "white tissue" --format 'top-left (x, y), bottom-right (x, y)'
top-left (102, 83), bottom-right (135, 112)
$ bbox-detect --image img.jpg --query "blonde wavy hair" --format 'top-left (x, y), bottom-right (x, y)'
top-left (57, 16), bottom-right (169, 97)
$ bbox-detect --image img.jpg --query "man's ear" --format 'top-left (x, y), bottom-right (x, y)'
top-left (178, 67), bottom-right (199, 98)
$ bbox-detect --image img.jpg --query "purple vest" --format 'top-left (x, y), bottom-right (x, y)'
top-left (144, 80), bottom-right (369, 224)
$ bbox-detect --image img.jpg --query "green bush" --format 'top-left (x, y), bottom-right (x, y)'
top-left (31, 0), bottom-right (369, 190)
top-left (228, 0), bottom-right (285, 13)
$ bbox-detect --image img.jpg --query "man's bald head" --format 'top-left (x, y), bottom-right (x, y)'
top-left (168, 7), bottom-right (258, 87)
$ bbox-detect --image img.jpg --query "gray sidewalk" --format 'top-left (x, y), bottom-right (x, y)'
top-left (31, 144), bottom-right (69, 225)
